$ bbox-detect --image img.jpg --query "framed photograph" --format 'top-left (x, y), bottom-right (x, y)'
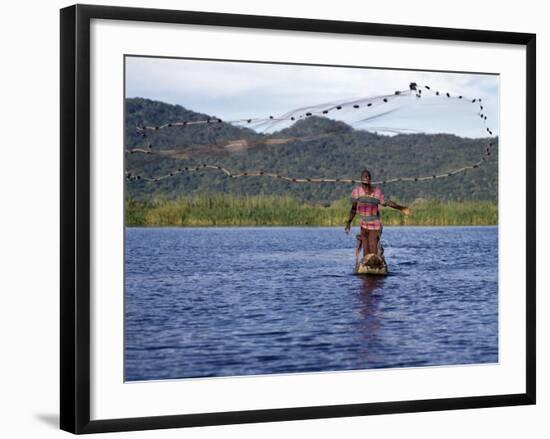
top-left (60, 4), bottom-right (536, 434)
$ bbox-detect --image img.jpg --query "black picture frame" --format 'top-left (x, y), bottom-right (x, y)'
top-left (60, 4), bottom-right (536, 434)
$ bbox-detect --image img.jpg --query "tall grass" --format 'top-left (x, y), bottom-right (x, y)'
top-left (125, 194), bottom-right (497, 227)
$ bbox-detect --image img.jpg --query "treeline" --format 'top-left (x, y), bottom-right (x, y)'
top-left (125, 98), bottom-right (498, 204)
top-left (125, 195), bottom-right (498, 227)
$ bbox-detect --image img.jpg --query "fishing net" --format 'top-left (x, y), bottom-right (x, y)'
top-left (125, 68), bottom-right (498, 203)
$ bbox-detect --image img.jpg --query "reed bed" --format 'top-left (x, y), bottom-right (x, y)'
top-left (125, 195), bottom-right (497, 227)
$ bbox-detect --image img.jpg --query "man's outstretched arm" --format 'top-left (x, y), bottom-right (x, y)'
top-left (385, 199), bottom-right (410, 215)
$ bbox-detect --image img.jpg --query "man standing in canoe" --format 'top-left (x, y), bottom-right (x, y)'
top-left (344, 169), bottom-right (410, 258)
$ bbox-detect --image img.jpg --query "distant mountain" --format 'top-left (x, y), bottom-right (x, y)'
top-left (125, 97), bottom-right (498, 203)
top-left (277, 117), bottom-right (352, 137)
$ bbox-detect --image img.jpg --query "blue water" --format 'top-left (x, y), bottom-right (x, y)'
top-left (125, 226), bottom-right (498, 381)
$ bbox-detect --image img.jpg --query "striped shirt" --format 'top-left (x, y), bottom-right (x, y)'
top-left (351, 185), bottom-right (385, 230)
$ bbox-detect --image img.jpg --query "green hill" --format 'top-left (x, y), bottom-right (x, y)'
top-left (125, 97), bottom-right (498, 204)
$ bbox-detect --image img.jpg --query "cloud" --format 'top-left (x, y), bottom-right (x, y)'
top-left (125, 56), bottom-right (499, 137)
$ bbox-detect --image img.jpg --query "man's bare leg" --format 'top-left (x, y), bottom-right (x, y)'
top-left (362, 229), bottom-right (381, 257)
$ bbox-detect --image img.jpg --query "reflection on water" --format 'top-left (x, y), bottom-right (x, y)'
top-left (359, 274), bottom-right (386, 296)
top-left (357, 276), bottom-right (383, 333)
top-left (354, 276), bottom-right (384, 364)
top-left (125, 226), bottom-right (498, 381)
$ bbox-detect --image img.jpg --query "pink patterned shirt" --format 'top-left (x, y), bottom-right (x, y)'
top-left (351, 185), bottom-right (385, 230)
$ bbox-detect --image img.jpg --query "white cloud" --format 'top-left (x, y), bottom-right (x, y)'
top-left (125, 56), bottom-right (499, 137)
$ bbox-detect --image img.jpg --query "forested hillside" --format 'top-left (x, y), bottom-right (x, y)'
top-left (125, 98), bottom-right (498, 204)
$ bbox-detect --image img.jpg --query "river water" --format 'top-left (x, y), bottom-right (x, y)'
top-left (125, 226), bottom-right (498, 381)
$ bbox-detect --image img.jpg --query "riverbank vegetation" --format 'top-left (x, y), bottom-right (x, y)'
top-left (125, 195), bottom-right (497, 227)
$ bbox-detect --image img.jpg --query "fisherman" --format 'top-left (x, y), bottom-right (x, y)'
top-left (344, 169), bottom-right (410, 258)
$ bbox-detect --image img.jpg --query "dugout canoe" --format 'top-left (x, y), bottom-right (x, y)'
top-left (354, 253), bottom-right (388, 275)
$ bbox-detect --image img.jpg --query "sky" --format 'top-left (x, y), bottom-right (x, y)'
top-left (125, 56), bottom-right (499, 138)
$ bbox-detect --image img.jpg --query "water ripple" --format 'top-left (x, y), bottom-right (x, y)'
top-left (125, 226), bottom-right (498, 381)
